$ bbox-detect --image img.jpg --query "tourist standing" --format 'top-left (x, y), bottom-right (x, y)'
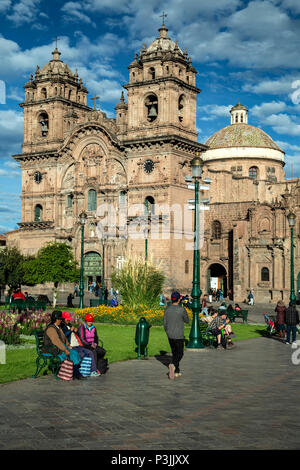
top-left (248, 290), bottom-right (254, 305)
top-left (275, 300), bottom-right (286, 339)
top-left (285, 302), bottom-right (299, 345)
top-left (163, 291), bottom-right (190, 379)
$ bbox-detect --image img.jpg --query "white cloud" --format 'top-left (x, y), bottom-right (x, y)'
top-left (6, 0), bottom-right (42, 26)
top-left (0, 0), bottom-right (11, 13)
top-left (264, 113), bottom-right (300, 136)
top-left (276, 140), bottom-right (300, 152)
top-left (251, 101), bottom-right (287, 119)
top-left (61, 1), bottom-right (96, 26)
top-left (200, 104), bottom-right (233, 121)
top-left (0, 109), bottom-right (23, 160)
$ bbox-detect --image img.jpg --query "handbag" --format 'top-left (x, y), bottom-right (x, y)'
top-left (57, 359), bottom-right (73, 381)
top-left (79, 356), bottom-right (92, 377)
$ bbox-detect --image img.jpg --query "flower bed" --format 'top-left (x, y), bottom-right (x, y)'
top-left (76, 304), bottom-right (194, 326)
top-left (0, 311), bottom-right (52, 344)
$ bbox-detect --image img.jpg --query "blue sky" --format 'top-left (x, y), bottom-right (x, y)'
top-left (1, 0), bottom-right (300, 234)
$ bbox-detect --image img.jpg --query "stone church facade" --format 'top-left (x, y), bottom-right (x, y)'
top-left (5, 23), bottom-right (300, 303)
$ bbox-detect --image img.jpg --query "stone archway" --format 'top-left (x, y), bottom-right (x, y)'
top-left (207, 263), bottom-right (227, 297)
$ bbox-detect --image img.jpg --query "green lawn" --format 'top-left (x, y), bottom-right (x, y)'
top-left (0, 323), bottom-right (266, 384)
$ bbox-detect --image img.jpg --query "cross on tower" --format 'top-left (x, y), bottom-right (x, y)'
top-left (160, 11), bottom-right (167, 25)
top-left (54, 36), bottom-right (60, 49)
top-left (90, 94), bottom-right (100, 111)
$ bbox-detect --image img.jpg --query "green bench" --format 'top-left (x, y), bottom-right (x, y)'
top-left (90, 299), bottom-right (108, 307)
top-left (8, 299), bottom-right (47, 312)
top-left (229, 309), bottom-right (248, 323)
top-left (198, 321), bottom-right (217, 348)
top-left (32, 330), bottom-right (62, 378)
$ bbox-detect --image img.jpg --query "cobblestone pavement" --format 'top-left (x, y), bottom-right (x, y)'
top-left (1, 336), bottom-right (300, 450)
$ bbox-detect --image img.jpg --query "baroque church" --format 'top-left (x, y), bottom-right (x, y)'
top-left (5, 22), bottom-right (300, 303)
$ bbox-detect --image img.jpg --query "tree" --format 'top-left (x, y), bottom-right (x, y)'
top-left (0, 246), bottom-right (32, 291)
top-left (23, 242), bottom-right (80, 286)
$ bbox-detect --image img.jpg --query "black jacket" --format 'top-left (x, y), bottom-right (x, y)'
top-left (285, 306), bottom-right (300, 326)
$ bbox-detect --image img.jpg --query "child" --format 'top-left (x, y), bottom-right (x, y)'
top-left (78, 314), bottom-right (108, 374)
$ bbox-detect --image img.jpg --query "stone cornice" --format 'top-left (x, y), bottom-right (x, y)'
top-left (20, 97), bottom-right (91, 112)
top-left (18, 221), bottom-right (54, 230)
top-left (123, 77), bottom-right (201, 94)
top-left (13, 150), bottom-right (59, 162)
top-left (122, 134), bottom-right (207, 152)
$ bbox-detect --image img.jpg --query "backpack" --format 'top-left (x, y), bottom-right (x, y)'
top-left (97, 356), bottom-right (109, 374)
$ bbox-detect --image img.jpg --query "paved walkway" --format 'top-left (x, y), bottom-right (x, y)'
top-left (1, 336), bottom-right (300, 450)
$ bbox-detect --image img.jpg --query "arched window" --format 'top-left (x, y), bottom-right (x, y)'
top-left (41, 87), bottom-right (47, 99)
top-left (261, 267), bottom-right (270, 282)
top-left (149, 67), bottom-right (155, 80)
top-left (212, 220), bottom-right (222, 239)
top-left (34, 204), bottom-right (43, 222)
top-left (88, 189), bottom-right (97, 211)
top-left (145, 94), bottom-right (158, 122)
top-left (178, 94), bottom-right (185, 123)
top-left (39, 112), bottom-right (49, 137)
top-left (67, 194), bottom-right (73, 208)
top-left (249, 166), bottom-right (258, 180)
top-left (119, 191), bottom-right (127, 205)
top-left (185, 260), bottom-right (189, 274)
top-left (144, 196), bottom-right (155, 215)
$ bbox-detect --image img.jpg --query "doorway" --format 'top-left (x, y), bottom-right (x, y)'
top-left (207, 263), bottom-right (227, 297)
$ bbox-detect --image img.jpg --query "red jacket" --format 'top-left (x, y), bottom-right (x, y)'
top-left (12, 292), bottom-right (25, 301)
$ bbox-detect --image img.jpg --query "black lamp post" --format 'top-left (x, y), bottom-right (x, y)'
top-left (79, 211), bottom-right (87, 309)
top-left (187, 153), bottom-right (205, 349)
top-left (287, 212), bottom-right (296, 305)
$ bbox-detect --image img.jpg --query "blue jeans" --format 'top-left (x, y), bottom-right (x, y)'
top-left (286, 325), bottom-right (297, 343)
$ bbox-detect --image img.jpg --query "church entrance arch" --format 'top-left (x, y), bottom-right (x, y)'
top-left (83, 251), bottom-right (102, 291)
top-left (207, 263), bottom-right (227, 297)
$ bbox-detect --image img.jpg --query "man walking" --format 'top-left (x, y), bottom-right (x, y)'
top-left (164, 291), bottom-right (190, 380)
top-left (285, 302), bottom-right (300, 345)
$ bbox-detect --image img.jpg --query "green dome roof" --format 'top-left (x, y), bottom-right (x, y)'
top-left (206, 123), bottom-right (283, 152)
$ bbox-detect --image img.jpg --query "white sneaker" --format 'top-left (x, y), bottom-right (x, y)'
top-left (285, 341), bottom-right (290, 344)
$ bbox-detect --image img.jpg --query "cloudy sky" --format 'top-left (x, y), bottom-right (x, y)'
top-left (1, 0), bottom-right (300, 233)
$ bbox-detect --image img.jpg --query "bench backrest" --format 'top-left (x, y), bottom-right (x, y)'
top-left (33, 329), bottom-right (44, 354)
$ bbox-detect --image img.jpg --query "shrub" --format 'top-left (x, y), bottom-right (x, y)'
top-left (111, 257), bottom-right (165, 310)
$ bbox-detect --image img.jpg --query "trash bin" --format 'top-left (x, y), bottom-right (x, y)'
top-left (135, 317), bottom-right (151, 359)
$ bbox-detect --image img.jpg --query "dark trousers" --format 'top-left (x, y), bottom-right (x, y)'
top-left (286, 325), bottom-right (297, 343)
top-left (168, 338), bottom-right (185, 373)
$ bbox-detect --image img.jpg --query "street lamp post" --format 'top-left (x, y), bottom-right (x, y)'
top-left (187, 154), bottom-right (205, 349)
top-left (79, 211), bottom-right (87, 309)
top-left (101, 235), bottom-right (106, 304)
top-left (287, 212), bottom-right (296, 305)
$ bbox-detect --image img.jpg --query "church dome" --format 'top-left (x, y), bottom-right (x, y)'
top-left (39, 48), bottom-right (74, 78)
top-left (205, 123), bottom-right (282, 152)
top-left (146, 24), bottom-right (183, 55)
top-left (203, 101), bottom-right (284, 165)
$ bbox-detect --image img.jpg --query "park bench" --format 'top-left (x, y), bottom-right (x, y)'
top-left (199, 321), bottom-right (217, 348)
top-left (90, 299), bottom-right (108, 307)
top-left (218, 308), bottom-right (248, 323)
top-left (230, 309), bottom-right (248, 323)
top-left (8, 298), bottom-right (47, 312)
top-left (32, 330), bottom-right (61, 378)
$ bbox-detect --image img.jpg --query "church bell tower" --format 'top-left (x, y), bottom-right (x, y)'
top-left (124, 21), bottom-right (201, 142)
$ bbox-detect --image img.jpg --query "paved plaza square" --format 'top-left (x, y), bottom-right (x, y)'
top-left (0, 335), bottom-right (299, 450)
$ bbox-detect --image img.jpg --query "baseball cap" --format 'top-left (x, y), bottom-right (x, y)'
top-left (171, 291), bottom-right (181, 302)
top-left (62, 312), bottom-right (73, 321)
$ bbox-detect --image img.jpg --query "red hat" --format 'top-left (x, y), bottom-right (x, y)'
top-left (85, 314), bottom-right (94, 322)
top-left (62, 312), bottom-right (73, 321)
